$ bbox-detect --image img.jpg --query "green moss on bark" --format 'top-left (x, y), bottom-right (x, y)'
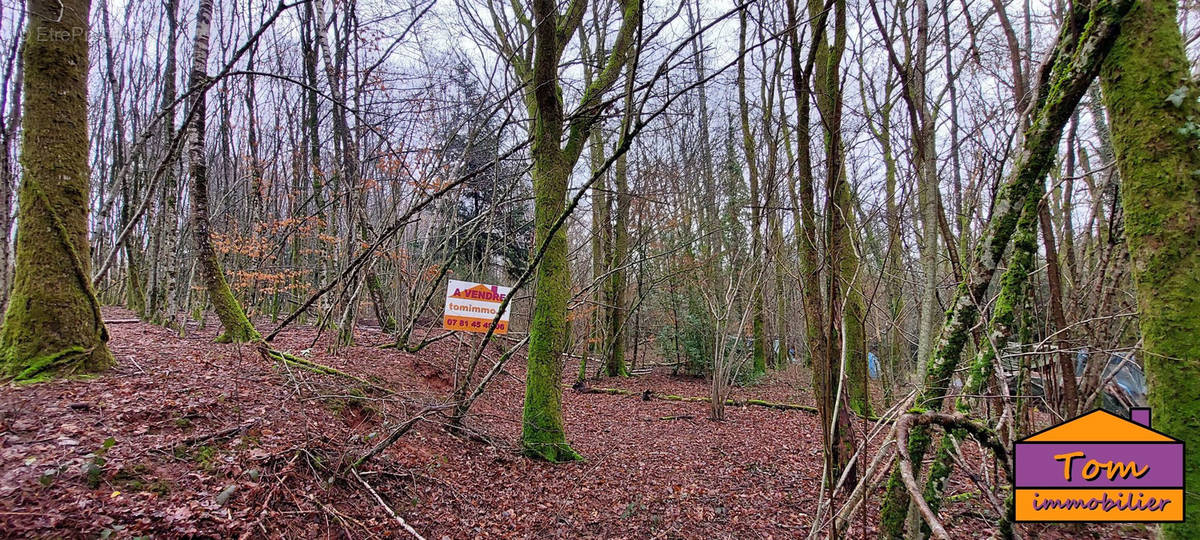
top-left (209, 273), bottom-right (261, 344)
top-left (918, 190), bottom-right (1040, 536)
top-left (841, 181), bottom-right (870, 418)
top-left (515, 0), bottom-right (639, 462)
top-left (1100, 1), bottom-right (1200, 536)
top-left (878, 0), bottom-right (1134, 531)
top-left (0, 0), bottom-right (113, 382)
top-left (750, 315), bottom-right (766, 375)
top-left (521, 152), bottom-right (582, 462)
top-left (184, 0), bottom-right (259, 345)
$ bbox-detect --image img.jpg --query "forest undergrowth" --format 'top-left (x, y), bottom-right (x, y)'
top-left (0, 308), bottom-right (1151, 538)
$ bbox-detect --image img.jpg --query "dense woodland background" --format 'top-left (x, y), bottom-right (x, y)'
top-left (0, 0), bottom-right (1198, 537)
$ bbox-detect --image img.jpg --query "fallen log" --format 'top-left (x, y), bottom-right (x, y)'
top-left (575, 385), bottom-right (819, 414)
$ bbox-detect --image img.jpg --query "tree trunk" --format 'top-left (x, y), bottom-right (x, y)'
top-left (587, 126), bottom-right (609, 379)
top-left (784, 0), bottom-right (825, 376)
top-left (0, 0), bottom-right (114, 381)
top-left (737, 8), bottom-right (766, 376)
top-left (301, 0), bottom-right (326, 298)
top-left (814, 0), bottom-right (857, 483)
top-left (881, 99), bottom-right (904, 406)
top-left (842, 188), bottom-right (870, 418)
top-left (606, 60), bottom-right (633, 378)
top-left (0, 7), bottom-right (25, 313)
top-left (908, 0), bottom-right (941, 387)
top-left (877, 0), bottom-right (1134, 533)
top-left (146, 0), bottom-right (180, 327)
top-left (1099, 1), bottom-right (1200, 535)
top-left (580, 26), bottom-right (616, 378)
top-left (185, 0), bottom-right (259, 344)
top-left (516, 0), bottom-right (640, 462)
top-left (788, 0), bottom-right (858, 487)
top-left (920, 181), bottom-right (1041, 537)
top-left (1038, 199), bottom-right (1077, 417)
top-left (524, 147), bottom-right (579, 461)
top-left (684, 0), bottom-right (718, 269)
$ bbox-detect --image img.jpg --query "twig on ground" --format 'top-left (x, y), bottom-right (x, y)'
top-left (352, 404), bottom-right (453, 469)
top-left (124, 354), bottom-right (148, 375)
top-left (158, 421), bottom-right (257, 453)
top-left (353, 469), bottom-right (426, 540)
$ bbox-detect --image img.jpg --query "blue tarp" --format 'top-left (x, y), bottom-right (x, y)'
top-left (868, 352), bottom-right (880, 379)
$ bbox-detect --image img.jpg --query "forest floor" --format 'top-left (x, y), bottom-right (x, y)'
top-left (0, 308), bottom-right (1152, 538)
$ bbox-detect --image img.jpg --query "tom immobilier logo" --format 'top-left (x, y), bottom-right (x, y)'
top-left (1013, 408), bottom-right (1184, 523)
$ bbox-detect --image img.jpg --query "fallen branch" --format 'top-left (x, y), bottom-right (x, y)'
top-left (157, 421), bottom-right (257, 453)
top-left (380, 330), bottom-right (456, 353)
top-left (894, 411), bottom-right (1012, 540)
top-left (572, 384), bottom-right (634, 396)
top-left (829, 390), bottom-right (917, 536)
top-left (897, 419), bottom-right (951, 539)
top-left (352, 405), bottom-right (453, 469)
top-left (255, 342), bottom-right (395, 395)
top-left (352, 469), bottom-right (426, 540)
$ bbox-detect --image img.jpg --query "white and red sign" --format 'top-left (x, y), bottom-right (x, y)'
top-left (442, 279), bottom-right (512, 334)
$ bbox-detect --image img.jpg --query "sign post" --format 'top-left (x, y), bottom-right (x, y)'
top-left (442, 279), bottom-right (512, 334)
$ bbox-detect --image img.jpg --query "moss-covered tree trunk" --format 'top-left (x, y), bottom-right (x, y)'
top-left (841, 188), bottom-right (870, 418)
top-left (0, 0), bottom-right (114, 381)
top-left (606, 68), bottom-right (633, 378)
top-left (877, 0), bottom-right (1134, 533)
top-left (523, 148), bottom-right (580, 460)
top-left (1099, 1), bottom-right (1200, 536)
top-left (815, 0), bottom-right (858, 482)
top-left (918, 185), bottom-right (1041, 537)
top-left (785, 0), bottom-right (843, 484)
top-left (510, 0), bottom-right (640, 462)
top-left (185, 0), bottom-right (259, 344)
top-left (518, 0), bottom-right (579, 463)
top-left (787, 0), bottom-right (858, 486)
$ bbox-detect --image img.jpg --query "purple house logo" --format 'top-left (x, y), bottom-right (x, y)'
top-left (1014, 408), bottom-right (1184, 522)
